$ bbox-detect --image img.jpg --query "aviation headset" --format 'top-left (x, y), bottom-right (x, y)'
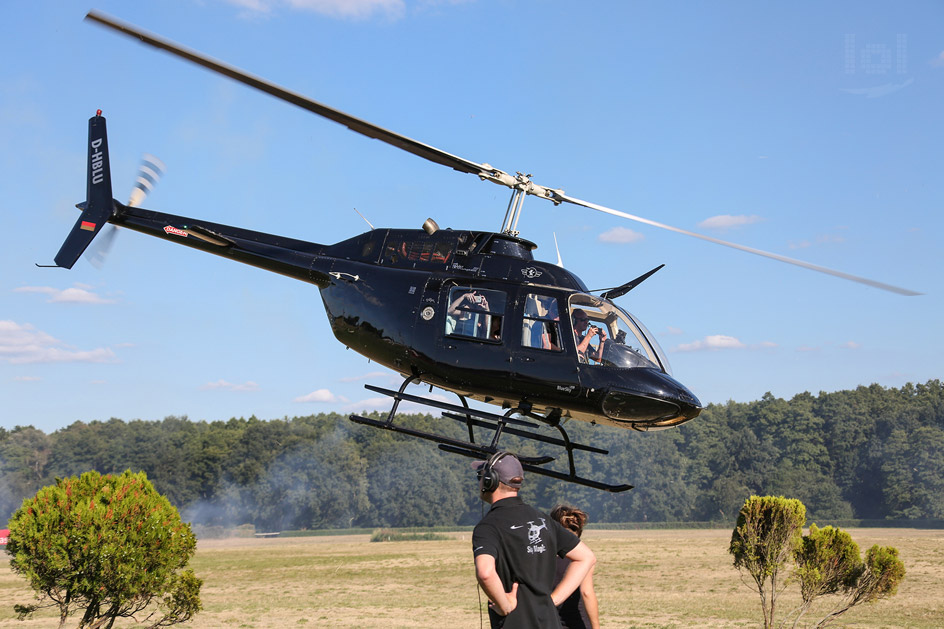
top-left (479, 451), bottom-right (512, 494)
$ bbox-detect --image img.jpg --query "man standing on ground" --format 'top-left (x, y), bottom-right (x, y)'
top-left (472, 451), bottom-right (596, 628)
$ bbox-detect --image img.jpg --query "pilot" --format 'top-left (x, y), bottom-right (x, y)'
top-left (472, 451), bottom-right (596, 628)
top-left (572, 309), bottom-right (605, 363)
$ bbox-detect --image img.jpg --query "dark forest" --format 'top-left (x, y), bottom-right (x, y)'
top-left (2, 380), bottom-right (941, 530)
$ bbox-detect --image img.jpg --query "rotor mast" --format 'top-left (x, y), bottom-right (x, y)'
top-left (497, 172), bottom-right (565, 237)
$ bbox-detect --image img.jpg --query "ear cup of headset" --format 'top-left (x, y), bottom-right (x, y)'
top-left (480, 451), bottom-right (506, 493)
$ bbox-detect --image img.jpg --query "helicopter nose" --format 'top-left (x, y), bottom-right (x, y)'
top-left (601, 369), bottom-right (702, 429)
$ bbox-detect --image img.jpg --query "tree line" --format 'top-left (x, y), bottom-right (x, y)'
top-left (1, 380), bottom-right (941, 531)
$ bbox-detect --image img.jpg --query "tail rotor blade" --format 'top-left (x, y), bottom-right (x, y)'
top-left (86, 224), bottom-right (118, 269)
top-left (87, 154), bottom-right (165, 269)
top-left (128, 153), bottom-right (166, 207)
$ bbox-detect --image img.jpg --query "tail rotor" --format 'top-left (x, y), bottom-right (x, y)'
top-left (87, 153), bottom-right (165, 268)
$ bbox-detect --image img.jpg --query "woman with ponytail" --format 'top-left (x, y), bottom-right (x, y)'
top-left (550, 504), bottom-right (600, 629)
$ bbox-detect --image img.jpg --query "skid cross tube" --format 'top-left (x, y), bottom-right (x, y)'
top-left (349, 377), bottom-right (634, 492)
top-left (440, 412), bottom-right (609, 455)
top-left (439, 445), bottom-right (633, 493)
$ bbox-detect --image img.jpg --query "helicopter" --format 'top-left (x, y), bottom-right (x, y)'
top-left (46, 12), bottom-right (919, 492)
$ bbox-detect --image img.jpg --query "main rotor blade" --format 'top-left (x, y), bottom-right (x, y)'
top-left (86, 11), bottom-right (920, 297)
top-left (85, 11), bottom-right (511, 184)
top-left (555, 191), bottom-right (921, 296)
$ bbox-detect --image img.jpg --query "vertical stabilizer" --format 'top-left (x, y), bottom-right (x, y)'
top-left (53, 112), bottom-right (116, 269)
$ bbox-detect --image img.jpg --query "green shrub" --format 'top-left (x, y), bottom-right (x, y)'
top-left (7, 470), bottom-right (202, 627)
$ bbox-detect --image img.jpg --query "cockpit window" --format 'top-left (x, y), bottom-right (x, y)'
top-left (567, 294), bottom-right (670, 373)
top-left (445, 287), bottom-right (506, 342)
top-left (521, 294), bottom-right (562, 352)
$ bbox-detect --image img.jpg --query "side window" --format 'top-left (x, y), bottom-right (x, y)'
top-left (383, 237), bottom-right (453, 266)
top-left (445, 287), bottom-right (506, 341)
top-left (521, 294), bottom-right (562, 352)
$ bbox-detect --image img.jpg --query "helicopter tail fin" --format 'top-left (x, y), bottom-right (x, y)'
top-left (50, 112), bottom-right (116, 269)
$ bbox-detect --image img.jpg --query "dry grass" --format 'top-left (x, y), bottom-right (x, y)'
top-left (0, 528), bottom-right (940, 627)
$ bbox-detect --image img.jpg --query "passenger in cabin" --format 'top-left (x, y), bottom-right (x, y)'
top-left (572, 309), bottom-right (606, 364)
top-left (446, 290), bottom-right (490, 337)
top-left (522, 295), bottom-right (561, 351)
top-left (488, 315), bottom-right (502, 341)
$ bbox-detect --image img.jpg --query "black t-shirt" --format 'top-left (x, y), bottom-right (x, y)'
top-left (472, 496), bottom-right (580, 629)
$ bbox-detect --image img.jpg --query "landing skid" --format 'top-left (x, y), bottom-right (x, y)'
top-left (348, 376), bottom-right (633, 493)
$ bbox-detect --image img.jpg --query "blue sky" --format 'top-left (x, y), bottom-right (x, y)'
top-left (2, 1), bottom-right (941, 434)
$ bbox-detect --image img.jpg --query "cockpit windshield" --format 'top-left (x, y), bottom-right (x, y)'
top-left (568, 294), bottom-right (672, 374)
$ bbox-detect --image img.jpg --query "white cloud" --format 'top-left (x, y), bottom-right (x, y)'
top-left (598, 227), bottom-right (644, 244)
top-left (201, 379), bottom-right (260, 392)
top-left (788, 232), bottom-right (846, 250)
top-left (841, 78), bottom-right (914, 99)
top-left (227, 0), bottom-right (273, 13)
top-left (14, 284), bottom-right (116, 304)
top-left (343, 392), bottom-right (449, 414)
top-left (294, 388), bottom-right (347, 403)
top-left (933, 51), bottom-right (944, 68)
top-left (337, 371), bottom-right (390, 383)
top-left (0, 320), bottom-right (117, 364)
top-left (14, 375), bottom-right (41, 382)
top-left (840, 341), bottom-right (861, 350)
top-left (343, 396), bottom-right (390, 412)
top-left (673, 334), bottom-right (746, 352)
top-left (697, 214), bottom-right (763, 230)
top-left (226, 0), bottom-right (406, 19)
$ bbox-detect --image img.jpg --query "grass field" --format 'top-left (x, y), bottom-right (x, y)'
top-left (0, 528), bottom-right (940, 627)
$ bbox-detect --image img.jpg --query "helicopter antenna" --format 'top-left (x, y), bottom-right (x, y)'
top-left (553, 232), bottom-right (563, 267)
top-left (595, 264), bottom-right (666, 300)
top-left (353, 207), bottom-right (375, 230)
top-left (85, 10), bottom-right (921, 296)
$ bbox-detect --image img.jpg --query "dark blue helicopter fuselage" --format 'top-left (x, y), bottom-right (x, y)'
top-left (55, 114), bottom-right (701, 433)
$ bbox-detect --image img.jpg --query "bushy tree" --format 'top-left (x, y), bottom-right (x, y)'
top-left (729, 495), bottom-right (806, 628)
top-left (813, 544), bottom-right (905, 627)
top-left (6, 470), bottom-right (202, 628)
top-left (791, 524), bottom-right (862, 627)
top-left (730, 497), bottom-right (906, 628)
